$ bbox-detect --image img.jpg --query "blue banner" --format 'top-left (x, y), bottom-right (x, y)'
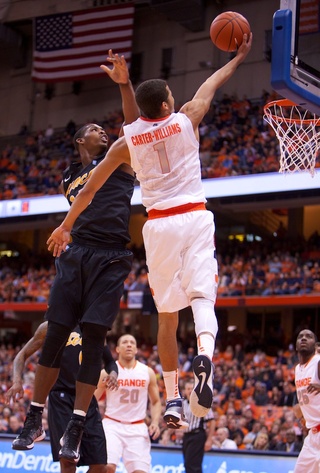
top-left (0, 438), bottom-right (298, 473)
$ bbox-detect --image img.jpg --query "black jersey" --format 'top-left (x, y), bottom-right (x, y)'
top-left (51, 327), bottom-right (117, 394)
top-left (62, 154), bottom-right (134, 248)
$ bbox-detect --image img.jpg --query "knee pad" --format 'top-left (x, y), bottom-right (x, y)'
top-left (39, 321), bottom-right (70, 368)
top-left (78, 323), bottom-right (107, 386)
top-left (191, 298), bottom-right (218, 338)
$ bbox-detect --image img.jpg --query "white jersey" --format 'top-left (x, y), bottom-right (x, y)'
top-left (105, 360), bottom-right (150, 423)
top-left (123, 112), bottom-right (206, 211)
top-left (295, 353), bottom-right (320, 429)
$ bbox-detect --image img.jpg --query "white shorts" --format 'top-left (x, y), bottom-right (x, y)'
top-left (293, 431), bottom-right (320, 473)
top-left (102, 418), bottom-right (151, 473)
top-left (143, 210), bottom-right (218, 313)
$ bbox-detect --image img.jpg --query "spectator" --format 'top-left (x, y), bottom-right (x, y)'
top-left (278, 382), bottom-right (295, 407)
top-left (232, 429), bottom-right (246, 449)
top-left (274, 429), bottom-right (302, 453)
top-left (0, 418), bottom-right (9, 432)
top-left (275, 349), bottom-right (288, 365)
top-left (269, 386), bottom-right (282, 406)
top-left (243, 420), bottom-right (262, 449)
top-left (253, 382), bottom-right (269, 406)
top-left (6, 414), bottom-right (23, 435)
top-left (211, 427), bottom-right (237, 450)
top-left (44, 124), bottom-right (54, 141)
top-left (252, 431), bottom-right (270, 451)
top-left (234, 343), bottom-right (245, 364)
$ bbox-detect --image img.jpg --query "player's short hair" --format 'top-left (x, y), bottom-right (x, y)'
top-left (117, 334), bottom-right (137, 346)
top-left (73, 124), bottom-right (91, 152)
top-left (135, 79), bottom-right (169, 119)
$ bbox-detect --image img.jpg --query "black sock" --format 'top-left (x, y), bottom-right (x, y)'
top-left (30, 405), bottom-right (44, 414)
top-left (71, 413), bottom-right (85, 423)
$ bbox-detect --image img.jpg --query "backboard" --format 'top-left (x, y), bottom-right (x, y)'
top-left (271, 0), bottom-right (320, 114)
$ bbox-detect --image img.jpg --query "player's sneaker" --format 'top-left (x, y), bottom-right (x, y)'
top-left (12, 410), bottom-right (46, 450)
top-left (190, 354), bottom-right (214, 417)
top-left (163, 398), bottom-right (189, 429)
top-left (59, 419), bottom-right (84, 463)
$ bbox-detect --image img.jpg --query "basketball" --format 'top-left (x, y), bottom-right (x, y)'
top-left (210, 12), bottom-right (251, 52)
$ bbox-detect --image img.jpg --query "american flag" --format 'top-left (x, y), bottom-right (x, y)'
top-left (32, 4), bottom-right (134, 82)
top-left (299, 0), bottom-right (319, 34)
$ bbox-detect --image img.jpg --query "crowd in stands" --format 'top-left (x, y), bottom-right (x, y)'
top-left (0, 111), bottom-right (123, 200)
top-left (216, 233), bottom-right (320, 297)
top-left (2, 90), bottom-right (319, 200)
top-left (1, 234), bottom-right (319, 305)
top-left (0, 328), bottom-right (307, 454)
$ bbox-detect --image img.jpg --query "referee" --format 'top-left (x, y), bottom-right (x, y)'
top-left (182, 379), bottom-right (216, 473)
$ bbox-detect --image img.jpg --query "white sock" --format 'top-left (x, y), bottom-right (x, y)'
top-left (163, 369), bottom-right (180, 400)
top-left (191, 298), bottom-right (217, 359)
top-left (197, 332), bottom-right (215, 359)
top-left (31, 402), bottom-right (45, 408)
top-left (73, 409), bottom-right (86, 417)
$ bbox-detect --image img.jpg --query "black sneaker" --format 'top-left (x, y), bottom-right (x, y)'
top-left (12, 410), bottom-right (45, 450)
top-left (59, 419), bottom-right (84, 463)
top-left (163, 398), bottom-right (189, 429)
top-left (190, 354), bottom-right (214, 417)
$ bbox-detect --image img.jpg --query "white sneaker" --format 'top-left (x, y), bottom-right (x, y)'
top-left (163, 398), bottom-right (189, 429)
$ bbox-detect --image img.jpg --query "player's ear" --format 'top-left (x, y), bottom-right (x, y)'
top-left (76, 137), bottom-right (84, 146)
top-left (162, 101), bottom-right (170, 112)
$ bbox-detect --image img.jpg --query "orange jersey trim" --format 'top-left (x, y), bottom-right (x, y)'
top-left (148, 202), bottom-right (206, 220)
top-left (105, 415), bottom-right (145, 424)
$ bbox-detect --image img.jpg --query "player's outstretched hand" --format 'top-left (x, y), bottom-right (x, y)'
top-left (104, 371), bottom-right (119, 392)
top-left (47, 226), bottom-right (71, 257)
top-left (236, 32), bottom-right (252, 61)
top-left (149, 422), bottom-right (161, 440)
top-left (5, 382), bottom-right (24, 405)
top-left (100, 49), bottom-right (129, 85)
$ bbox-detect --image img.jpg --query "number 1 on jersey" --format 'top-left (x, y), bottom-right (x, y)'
top-left (154, 141), bottom-right (170, 174)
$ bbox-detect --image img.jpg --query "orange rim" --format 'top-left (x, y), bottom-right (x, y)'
top-left (263, 99), bottom-right (320, 125)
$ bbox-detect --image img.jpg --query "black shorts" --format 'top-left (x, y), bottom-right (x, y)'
top-left (46, 243), bottom-right (133, 329)
top-left (48, 390), bottom-right (107, 466)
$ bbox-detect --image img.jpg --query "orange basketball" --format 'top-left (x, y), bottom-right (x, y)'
top-left (210, 11), bottom-right (251, 52)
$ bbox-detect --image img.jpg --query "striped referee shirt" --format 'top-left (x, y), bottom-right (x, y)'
top-left (183, 399), bottom-right (214, 432)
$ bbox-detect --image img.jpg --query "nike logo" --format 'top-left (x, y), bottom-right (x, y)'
top-left (64, 176), bottom-right (71, 182)
top-left (198, 372), bottom-right (207, 393)
top-left (167, 421), bottom-right (177, 427)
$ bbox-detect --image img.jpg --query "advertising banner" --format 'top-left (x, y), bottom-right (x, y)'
top-left (0, 439), bottom-right (298, 473)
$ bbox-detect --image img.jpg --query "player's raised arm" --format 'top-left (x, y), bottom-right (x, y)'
top-left (181, 33), bottom-right (252, 130)
top-left (101, 49), bottom-right (140, 130)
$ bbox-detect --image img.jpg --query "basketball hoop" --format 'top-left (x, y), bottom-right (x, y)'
top-left (263, 99), bottom-right (320, 176)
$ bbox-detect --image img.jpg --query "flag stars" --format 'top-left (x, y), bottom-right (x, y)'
top-left (35, 13), bottom-right (72, 51)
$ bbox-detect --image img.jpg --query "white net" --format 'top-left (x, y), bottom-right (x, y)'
top-left (263, 99), bottom-right (320, 177)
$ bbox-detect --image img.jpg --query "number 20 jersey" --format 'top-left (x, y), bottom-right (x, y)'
top-left (105, 360), bottom-right (150, 423)
top-left (123, 112), bottom-right (206, 212)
